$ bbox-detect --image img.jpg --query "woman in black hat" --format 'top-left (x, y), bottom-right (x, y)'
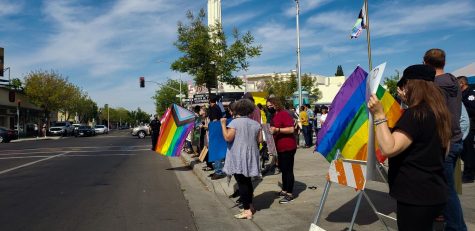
top-left (367, 64), bottom-right (451, 231)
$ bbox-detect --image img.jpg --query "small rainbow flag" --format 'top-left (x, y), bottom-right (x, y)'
top-left (155, 104), bottom-right (196, 157)
top-left (316, 66), bottom-right (402, 162)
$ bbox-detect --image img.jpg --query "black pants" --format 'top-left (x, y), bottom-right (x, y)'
top-left (396, 201), bottom-right (445, 231)
top-left (461, 129), bottom-right (475, 179)
top-left (278, 149), bottom-right (296, 193)
top-left (151, 132), bottom-right (159, 150)
top-left (234, 174), bottom-right (253, 210)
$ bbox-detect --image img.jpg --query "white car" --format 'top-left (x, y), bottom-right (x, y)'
top-left (94, 125), bottom-right (109, 134)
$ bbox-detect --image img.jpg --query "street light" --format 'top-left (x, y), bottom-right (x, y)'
top-left (295, 0), bottom-right (303, 108)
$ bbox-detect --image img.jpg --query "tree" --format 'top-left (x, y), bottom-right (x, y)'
top-left (153, 79), bottom-right (189, 116)
top-left (383, 70), bottom-right (400, 99)
top-left (171, 9), bottom-right (262, 93)
top-left (24, 70), bottom-right (75, 124)
top-left (263, 73), bottom-right (322, 105)
top-left (10, 78), bottom-right (23, 91)
top-left (335, 65), bottom-right (344, 76)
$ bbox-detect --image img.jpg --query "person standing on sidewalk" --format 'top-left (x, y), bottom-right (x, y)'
top-left (150, 114), bottom-right (161, 151)
top-left (299, 105), bottom-right (311, 148)
top-left (368, 64), bottom-right (450, 231)
top-left (457, 76), bottom-right (475, 183)
top-left (208, 97), bottom-right (226, 179)
top-left (424, 48), bottom-right (467, 231)
top-left (267, 97), bottom-right (297, 204)
top-left (221, 99), bottom-right (262, 219)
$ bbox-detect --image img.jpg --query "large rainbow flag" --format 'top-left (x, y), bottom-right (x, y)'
top-left (155, 104), bottom-right (196, 157)
top-left (316, 66), bottom-right (402, 162)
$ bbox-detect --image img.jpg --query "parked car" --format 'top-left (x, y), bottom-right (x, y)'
top-left (48, 121), bottom-right (74, 136)
top-left (94, 125), bottom-right (109, 134)
top-left (75, 125), bottom-right (96, 137)
top-left (131, 124), bottom-right (150, 138)
top-left (0, 127), bottom-right (16, 143)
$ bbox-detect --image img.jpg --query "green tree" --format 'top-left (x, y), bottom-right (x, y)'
top-left (263, 73), bottom-right (322, 105)
top-left (10, 78), bottom-right (23, 91)
top-left (128, 107), bottom-right (151, 126)
top-left (152, 79), bottom-right (189, 116)
top-left (171, 9), bottom-right (262, 93)
top-left (24, 70), bottom-right (73, 123)
top-left (335, 65), bottom-right (344, 76)
top-left (383, 70), bottom-right (400, 99)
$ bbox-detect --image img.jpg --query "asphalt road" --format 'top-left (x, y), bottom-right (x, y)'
top-left (0, 130), bottom-right (197, 231)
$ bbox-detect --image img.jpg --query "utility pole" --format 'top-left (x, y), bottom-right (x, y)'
top-left (17, 100), bottom-right (20, 140)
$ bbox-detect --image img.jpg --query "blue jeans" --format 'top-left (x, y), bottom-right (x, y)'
top-left (213, 159), bottom-right (224, 175)
top-left (443, 140), bottom-right (467, 231)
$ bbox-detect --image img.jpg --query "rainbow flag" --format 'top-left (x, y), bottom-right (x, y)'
top-left (155, 104), bottom-right (196, 157)
top-left (316, 66), bottom-right (402, 162)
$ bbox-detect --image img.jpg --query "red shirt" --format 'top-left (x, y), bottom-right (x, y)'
top-left (272, 110), bottom-right (297, 152)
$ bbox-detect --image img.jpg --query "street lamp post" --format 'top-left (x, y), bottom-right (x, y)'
top-left (295, 0), bottom-right (303, 108)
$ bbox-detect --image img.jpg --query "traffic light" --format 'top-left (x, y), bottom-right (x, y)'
top-left (139, 76), bottom-right (145, 88)
top-left (0, 47), bottom-right (4, 77)
top-left (8, 90), bottom-right (15, 102)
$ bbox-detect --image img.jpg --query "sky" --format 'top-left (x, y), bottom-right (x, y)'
top-left (1, 0), bottom-right (474, 114)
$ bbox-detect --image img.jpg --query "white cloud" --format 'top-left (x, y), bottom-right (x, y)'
top-left (283, 0), bottom-right (333, 17)
top-left (222, 0), bottom-right (252, 9)
top-left (0, 0), bottom-right (22, 17)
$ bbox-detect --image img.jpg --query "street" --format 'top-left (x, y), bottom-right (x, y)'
top-left (0, 131), bottom-right (196, 231)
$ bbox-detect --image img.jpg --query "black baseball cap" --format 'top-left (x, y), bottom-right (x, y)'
top-left (397, 64), bottom-right (436, 87)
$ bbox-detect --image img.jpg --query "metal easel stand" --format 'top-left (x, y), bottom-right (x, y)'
top-left (309, 154), bottom-right (396, 231)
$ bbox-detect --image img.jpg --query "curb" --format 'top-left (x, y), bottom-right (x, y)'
top-left (179, 152), bottom-right (263, 231)
top-left (10, 136), bottom-right (63, 143)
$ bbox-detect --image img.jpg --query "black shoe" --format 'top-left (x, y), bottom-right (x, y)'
top-left (208, 173), bottom-right (215, 177)
top-left (211, 174), bottom-right (226, 180)
top-left (279, 194), bottom-right (294, 204)
top-left (462, 177), bottom-right (474, 183)
top-left (229, 190), bottom-right (240, 198)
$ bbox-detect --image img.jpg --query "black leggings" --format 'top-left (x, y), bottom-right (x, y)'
top-left (277, 149), bottom-right (296, 193)
top-left (397, 201), bottom-right (445, 231)
top-left (234, 174), bottom-right (253, 210)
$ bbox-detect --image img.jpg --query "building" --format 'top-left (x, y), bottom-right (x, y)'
top-left (0, 86), bottom-right (46, 136)
top-left (187, 72), bottom-right (346, 106)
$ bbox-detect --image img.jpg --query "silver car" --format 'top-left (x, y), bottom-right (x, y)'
top-left (94, 125), bottom-right (109, 134)
top-left (131, 124), bottom-right (150, 139)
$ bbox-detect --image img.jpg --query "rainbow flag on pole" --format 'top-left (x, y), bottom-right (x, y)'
top-left (316, 66), bottom-right (402, 162)
top-left (155, 104), bottom-right (196, 157)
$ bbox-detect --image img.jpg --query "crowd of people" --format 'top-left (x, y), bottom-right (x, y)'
top-left (153, 48), bottom-right (473, 229)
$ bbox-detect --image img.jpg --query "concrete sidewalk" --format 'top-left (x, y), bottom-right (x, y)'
top-left (180, 147), bottom-right (475, 231)
top-left (10, 136), bottom-right (62, 143)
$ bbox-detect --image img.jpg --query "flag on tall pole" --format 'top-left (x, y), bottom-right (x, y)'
top-left (350, 2), bottom-right (367, 39)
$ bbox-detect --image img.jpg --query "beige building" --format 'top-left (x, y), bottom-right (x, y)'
top-left (187, 72), bottom-right (346, 106)
top-left (0, 86), bottom-right (48, 135)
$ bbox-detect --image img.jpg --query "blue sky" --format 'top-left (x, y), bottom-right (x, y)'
top-left (1, 0), bottom-right (474, 114)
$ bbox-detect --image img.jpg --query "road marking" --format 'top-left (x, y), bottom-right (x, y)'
top-left (0, 145), bottom-right (150, 154)
top-left (0, 149), bottom-right (151, 156)
top-left (0, 152), bottom-right (67, 176)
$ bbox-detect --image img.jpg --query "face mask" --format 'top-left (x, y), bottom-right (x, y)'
top-left (268, 107), bottom-right (276, 114)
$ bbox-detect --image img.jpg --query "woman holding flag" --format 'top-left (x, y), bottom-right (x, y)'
top-left (367, 64), bottom-right (451, 230)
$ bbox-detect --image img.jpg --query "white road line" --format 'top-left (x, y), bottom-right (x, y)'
top-left (0, 145), bottom-right (150, 153)
top-left (0, 153), bottom-right (138, 160)
top-left (0, 149), bottom-right (151, 156)
top-left (0, 152), bottom-right (67, 176)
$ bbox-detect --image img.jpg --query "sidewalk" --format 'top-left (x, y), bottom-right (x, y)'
top-left (10, 136), bottom-right (62, 143)
top-left (180, 147), bottom-right (475, 231)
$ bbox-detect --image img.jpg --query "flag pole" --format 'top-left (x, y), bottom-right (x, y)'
top-left (365, 0), bottom-right (372, 70)
top-left (365, 0), bottom-right (377, 181)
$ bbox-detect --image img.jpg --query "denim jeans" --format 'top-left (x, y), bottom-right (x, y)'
top-left (302, 125), bottom-right (311, 147)
top-left (443, 140), bottom-right (467, 231)
top-left (213, 159), bottom-right (224, 175)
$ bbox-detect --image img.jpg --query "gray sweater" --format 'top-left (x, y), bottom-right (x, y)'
top-left (434, 73), bottom-right (463, 142)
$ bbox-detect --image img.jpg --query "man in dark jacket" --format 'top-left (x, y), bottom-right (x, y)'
top-left (424, 48), bottom-right (467, 231)
top-left (150, 114), bottom-right (161, 151)
top-left (457, 76), bottom-right (475, 183)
